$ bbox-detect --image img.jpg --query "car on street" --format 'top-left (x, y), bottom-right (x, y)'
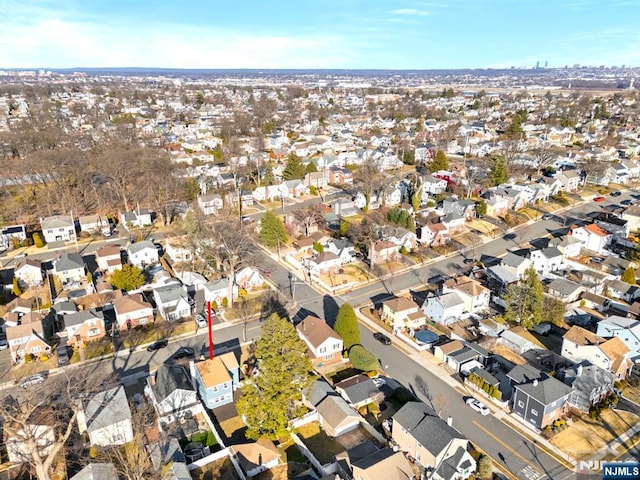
top-left (594, 196), bottom-right (606, 202)
top-left (542, 213), bottom-right (553, 221)
top-left (610, 191), bottom-right (622, 197)
top-left (147, 339), bottom-right (169, 351)
top-left (19, 372), bottom-right (48, 388)
top-left (241, 216), bottom-right (255, 224)
top-left (374, 332), bottom-right (392, 345)
top-left (195, 314), bottom-right (207, 328)
top-left (173, 346), bottom-right (195, 360)
top-left (621, 199), bottom-right (633, 206)
top-left (465, 397), bottom-right (490, 415)
top-left (57, 345), bottom-right (69, 366)
top-left (372, 377), bottom-right (386, 388)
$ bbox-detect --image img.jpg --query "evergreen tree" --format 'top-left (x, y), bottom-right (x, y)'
top-left (259, 211), bottom-right (288, 248)
top-left (621, 266), bottom-right (637, 285)
top-left (475, 199), bottom-right (488, 217)
top-left (236, 313), bottom-right (314, 440)
top-left (429, 150), bottom-right (449, 172)
top-left (283, 153), bottom-right (306, 180)
top-left (110, 265), bottom-right (145, 292)
top-left (505, 115), bottom-right (524, 139)
top-left (348, 344), bottom-right (378, 372)
top-left (305, 162), bottom-right (318, 174)
top-left (262, 166), bottom-right (275, 186)
top-left (503, 268), bottom-right (545, 329)
top-left (489, 156), bottom-right (509, 185)
top-left (334, 303), bottom-right (360, 349)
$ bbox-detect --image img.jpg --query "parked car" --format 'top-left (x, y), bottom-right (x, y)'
top-left (465, 397), bottom-right (490, 415)
top-left (147, 339), bottom-right (169, 351)
top-left (621, 199), bottom-right (633, 206)
top-left (57, 345), bottom-right (69, 366)
top-left (19, 372), bottom-right (48, 388)
top-left (195, 314), bottom-right (207, 328)
top-left (610, 191), bottom-right (622, 197)
top-left (374, 332), bottom-right (392, 345)
top-left (542, 213), bottom-right (553, 221)
top-left (372, 377), bottom-right (386, 388)
top-left (173, 346), bottom-right (195, 360)
top-left (594, 196), bottom-right (606, 202)
top-left (0, 335), bottom-right (7, 350)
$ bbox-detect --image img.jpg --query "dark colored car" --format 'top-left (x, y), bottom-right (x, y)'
top-left (173, 346), bottom-right (195, 360)
top-left (57, 345), bottom-right (69, 367)
top-left (374, 332), bottom-right (392, 345)
top-left (621, 199), bottom-right (633, 206)
top-left (610, 191), bottom-right (622, 197)
top-left (147, 339), bottom-right (169, 351)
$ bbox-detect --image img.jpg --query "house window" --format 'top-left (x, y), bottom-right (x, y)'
top-left (214, 397), bottom-right (219, 403)
top-left (213, 386), bottom-right (218, 392)
top-left (531, 409), bottom-right (538, 416)
top-left (319, 347), bottom-right (326, 354)
top-left (139, 318), bottom-right (147, 325)
top-left (88, 328), bottom-right (100, 337)
top-left (223, 383), bottom-right (229, 390)
top-left (32, 346), bottom-right (42, 353)
top-left (518, 400), bottom-right (524, 408)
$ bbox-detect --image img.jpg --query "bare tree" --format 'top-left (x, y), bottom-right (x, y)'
top-left (354, 155), bottom-right (385, 211)
top-left (530, 146), bottom-right (559, 176)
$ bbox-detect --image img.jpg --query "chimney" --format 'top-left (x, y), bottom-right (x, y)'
top-left (447, 416), bottom-right (453, 427)
top-left (533, 379), bottom-right (539, 387)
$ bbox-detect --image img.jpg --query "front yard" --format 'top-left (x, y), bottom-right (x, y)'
top-left (318, 264), bottom-right (376, 288)
top-left (550, 409), bottom-right (639, 460)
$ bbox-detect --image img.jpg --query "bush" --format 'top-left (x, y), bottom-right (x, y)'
top-left (348, 345), bottom-right (378, 371)
top-left (33, 232), bottom-right (45, 248)
top-left (39, 355), bottom-right (49, 362)
top-left (399, 246), bottom-right (408, 255)
top-left (25, 353), bottom-right (34, 363)
top-left (238, 288), bottom-right (247, 298)
top-left (221, 297), bottom-right (228, 308)
top-left (309, 185), bottom-right (318, 195)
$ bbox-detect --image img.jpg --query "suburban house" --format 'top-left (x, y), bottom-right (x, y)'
top-left (6, 312), bottom-right (50, 363)
top-left (77, 386), bottom-right (133, 447)
top-left (418, 223), bottom-right (450, 247)
top-left (202, 278), bottom-right (238, 307)
top-left (332, 198), bottom-right (358, 217)
top-left (324, 238), bottom-right (356, 264)
top-left (163, 238), bottom-right (193, 264)
top-left (369, 240), bottom-right (399, 264)
top-left (546, 278), bottom-right (584, 303)
top-left (14, 258), bottom-right (43, 288)
top-left (127, 240), bottom-right (159, 268)
top-left (442, 276), bottom-right (490, 316)
top-left (306, 251), bottom-right (342, 276)
top-left (0, 224), bottom-right (27, 251)
top-left (561, 325), bottom-right (633, 379)
top-left (197, 193), bottom-right (224, 216)
top-left (78, 215), bottom-right (109, 234)
top-left (423, 291), bottom-right (465, 326)
top-left (530, 247), bottom-right (565, 277)
top-left (555, 169), bottom-right (580, 192)
top-left (53, 253), bottom-right (86, 285)
top-left (508, 365), bottom-right (573, 430)
top-left (559, 362), bottom-right (615, 413)
top-left (392, 401), bottom-right (476, 480)
top-left (499, 326), bottom-right (544, 354)
top-left (191, 352), bottom-right (240, 409)
top-left (40, 215), bottom-right (76, 243)
top-left (146, 364), bottom-right (201, 423)
top-left (113, 293), bottom-right (154, 330)
top-left (596, 316), bottom-right (640, 362)
top-left (336, 441), bottom-right (415, 480)
top-left (153, 285), bottom-right (192, 321)
top-left (335, 374), bottom-right (384, 409)
top-left (381, 297), bottom-right (424, 331)
top-left (95, 245), bottom-right (123, 273)
top-left (605, 280), bottom-right (640, 304)
top-left (5, 411), bottom-right (56, 465)
top-left (296, 315), bottom-right (344, 368)
top-left (440, 212), bottom-right (466, 234)
top-left (501, 253), bottom-right (532, 280)
top-left (69, 464), bottom-right (118, 480)
top-left (570, 224), bottom-right (611, 256)
top-left (61, 309), bottom-right (106, 347)
top-left (231, 440), bottom-right (281, 478)
top-left (304, 379), bottom-right (362, 438)
top-left (120, 208), bottom-right (154, 228)
top-left (235, 267), bottom-right (264, 290)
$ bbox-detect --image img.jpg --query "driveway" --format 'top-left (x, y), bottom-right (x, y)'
top-left (616, 397), bottom-right (640, 417)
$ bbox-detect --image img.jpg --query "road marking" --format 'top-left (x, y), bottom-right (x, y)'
top-left (519, 465), bottom-right (543, 480)
top-left (473, 421), bottom-right (543, 477)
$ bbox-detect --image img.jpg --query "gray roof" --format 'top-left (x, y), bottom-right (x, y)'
top-left (82, 386), bottom-right (131, 433)
top-left (335, 375), bottom-right (379, 405)
top-left (473, 368), bottom-right (500, 386)
top-left (436, 445), bottom-right (469, 480)
top-left (393, 401), bottom-right (463, 455)
top-left (502, 252), bottom-right (528, 268)
top-left (149, 436), bottom-right (186, 470)
top-left (55, 253), bottom-right (85, 272)
top-left (41, 215), bottom-right (74, 230)
top-left (547, 278), bottom-right (583, 296)
top-left (69, 463), bottom-right (117, 480)
top-left (152, 365), bottom-right (194, 403)
top-left (448, 347), bottom-right (478, 364)
top-left (52, 301), bottom-right (77, 315)
top-left (487, 265), bottom-right (519, 284)
top-left (63, 309), bottom-right (103, 328)
top-left (538, 247), bottom-right (563, 259)
top-left (127, 240), bottom-right (156, 255)
top-left (315, 395), bottom-right (360, 430)
top-left (507, 364), bottom-right (542, 384)
top-left (561, 362), bottom-right (615, 395)
top-left (305, 378), bottom-right (338, 407)
top-left (516, 375), bottom-right (573, 405)
top-left (154, 284), bottom-right (189, 304)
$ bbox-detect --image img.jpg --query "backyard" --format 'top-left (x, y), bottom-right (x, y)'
top-left (190, 457), bottom-right (240, 480)
top-left (294, 421), bottom-right (345, 465)
top-left (550, 409), bottom-right (639, 460)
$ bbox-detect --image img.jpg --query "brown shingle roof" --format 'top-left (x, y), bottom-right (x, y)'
top-left (113, 293), bottom-right (151, 315)
top-left (296, 315), bottom-right (341, 349)
top-left (194, 352), bottom-right (238, 388)
top-left (563, 325), bottom-right (605, 346)
top-left (382, 297), bottom-right (418, 313)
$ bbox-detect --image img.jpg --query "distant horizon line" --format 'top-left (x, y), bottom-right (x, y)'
top-left (2, 66), bottom-right (637, 73)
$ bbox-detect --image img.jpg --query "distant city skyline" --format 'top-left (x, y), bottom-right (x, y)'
top-left (1, 0), bottom-right (639, 70)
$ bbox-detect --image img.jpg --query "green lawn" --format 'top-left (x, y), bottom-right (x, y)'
top-left (180, 430), bottom-right (219, 450)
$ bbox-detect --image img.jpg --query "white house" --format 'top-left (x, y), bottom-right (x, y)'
top-left (203, 278), bottom-right (238, 306)
top-left (296, 315), bottom-right (343, 368)
top-left (442, 276), bottom-right (490, 316)
top-left (78, 215), bottom-right (109, 234)
top-left (95, 245), bottom-right (122, 273)
top-left (197, 193), bottom-right (224, 216)
top-left (153, 285), bottom-right (191, 321)
top-left (530, 247), bottom-right (565, 277)
top-left (422, 292), bottom-right (465, 325)
top-left (53, 253), bottom-right (86, 285)
top-left (571, 224), bottom-right (611, 256)
top-left (77, 386), bottom-right (133, 447)
top-left (40, 215), bottom-right (76, 243)
top-left (14, 258), bottom-right (43, 288)
top-left (127, 241), bottom-right (159, 268)
top-left (146, 365), bottom-right (202, 423)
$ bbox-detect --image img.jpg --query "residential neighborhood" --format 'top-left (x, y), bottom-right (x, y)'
top-left (1, 66), bottom-right (640, 480)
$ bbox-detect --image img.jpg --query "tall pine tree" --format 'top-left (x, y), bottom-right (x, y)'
top-left (334, 303), bottom-right (360, 350)
top-left (259, 211), bottom-right (288, 248)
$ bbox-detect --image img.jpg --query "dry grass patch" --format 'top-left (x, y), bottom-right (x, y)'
top-left (219, 416), bottom-right (246, 438)
top-left (190, 456), bottom-right (240, 480)
top-left (295, 421), bottom-right (345, 465)
top-left (490, 345), bottom-right (527, 365)
top-left (550, 409), bottom-right (639, 459)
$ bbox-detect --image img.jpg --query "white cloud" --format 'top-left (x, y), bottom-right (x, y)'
top-left (391, 8), bottom-right (431, 16)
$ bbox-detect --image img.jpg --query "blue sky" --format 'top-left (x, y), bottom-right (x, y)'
top-left (1, 0), bottom-right (639, 69)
